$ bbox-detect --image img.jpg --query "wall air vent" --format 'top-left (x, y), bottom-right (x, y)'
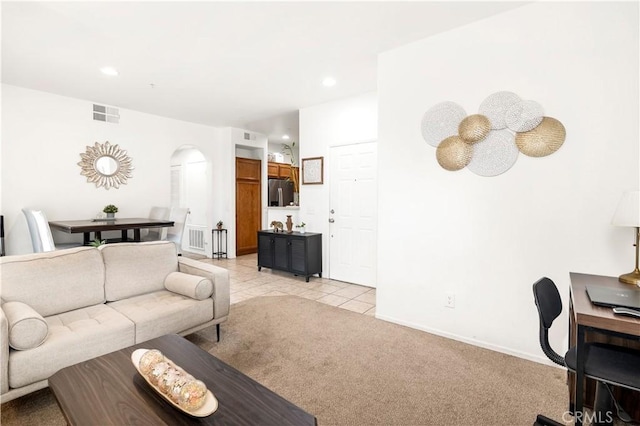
top-left (93, 104), bottom-right (120, 124)
top-left (243, 132), bottom-right (257, 141)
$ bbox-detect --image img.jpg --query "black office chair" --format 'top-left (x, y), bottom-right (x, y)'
top-left (532, 277), bottom-right (640, 425)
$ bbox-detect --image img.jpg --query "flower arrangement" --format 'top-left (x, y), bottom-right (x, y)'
top-left (295, 222), bottom-right (306, 233)
top-left (103, 204), bottom-right (118, 214)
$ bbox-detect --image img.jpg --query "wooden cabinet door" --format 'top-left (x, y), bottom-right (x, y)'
top-left (278, 163), bottom-right (292, 179)
top-left (290, 237), bottom-right (307, 275)
top-left (273, 235), bottom-right (290, 270)
top-left (236, 158), bottom-right (261, 256)
top-left (257, 233), bottom-right (273, 268)
top-left (267, 162), bottom-right (279, 178)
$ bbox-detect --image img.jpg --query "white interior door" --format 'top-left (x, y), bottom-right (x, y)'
top-left (329, 142), bottom-right (377, 287)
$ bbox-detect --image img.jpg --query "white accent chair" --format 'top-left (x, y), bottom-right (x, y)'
top-left (22, 208), bottom-right (82, 253)
top-left (167, 207), bottom-right (189, 255)
top-left (140, 206), bottom-right (170, 241)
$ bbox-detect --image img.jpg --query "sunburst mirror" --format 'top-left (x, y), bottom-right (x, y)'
top-left (78, 141), bottom-right (134, 189)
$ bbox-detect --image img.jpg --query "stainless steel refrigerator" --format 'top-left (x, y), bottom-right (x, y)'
top-left (268, 179), bottom-right (294, 206)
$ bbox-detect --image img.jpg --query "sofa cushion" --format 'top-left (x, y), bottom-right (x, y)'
top-left (3, 302), bottom-right (48, 350)
top-left (164, 272), bottom-right (213, 300)
top-left (100, 241), bottom-right (178, 302)
top-left (107, 290), bottom-right (213, 343)
top-left (8, 304), bottom-right (135, 389)
top-left (0, 247), bottom-right (105, 317)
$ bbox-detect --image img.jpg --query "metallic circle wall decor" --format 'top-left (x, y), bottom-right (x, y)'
top-left (421, 102), bottom-right (467, 147)
top-left (436, 136), bottom-right (473, 171)
top-left (423, 91), bottom-right (565, 176)
top-left (467, 130), bottom-right (519, 177)
top-left (78, 141), bottom-right (134, 189)
top-left (478, 91), bottom-right (521, 130)
top-left (458, 114), bottom-right (491, 144)
top-left (505, 100), bottom-right (544, 132)
top-left (515, 117), bottom-right (566, 157)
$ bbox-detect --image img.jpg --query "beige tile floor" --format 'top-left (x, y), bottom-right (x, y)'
top-left (187, 253), bottom-right (376, 316)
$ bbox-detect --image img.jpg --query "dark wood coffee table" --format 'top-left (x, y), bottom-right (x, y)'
top-left (49, 334), bottom-right (317, 425)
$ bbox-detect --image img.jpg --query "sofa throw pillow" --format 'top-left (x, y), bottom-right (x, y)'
top-left (164, 272), bottom-right (213, 301)
top-left (3, 301), bottom-right (49, 350)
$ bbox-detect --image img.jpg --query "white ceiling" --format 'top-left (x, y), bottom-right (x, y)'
top-left (1, 1), bottom-right (526, 144)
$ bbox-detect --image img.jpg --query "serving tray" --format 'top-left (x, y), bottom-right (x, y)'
top-left (131, 348), bottom-right (218, 417)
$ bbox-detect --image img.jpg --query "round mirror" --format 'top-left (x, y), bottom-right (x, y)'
top-left (95, 156), bottom-right (119, 176)
top-left (78, 141), bottom-right (134, 190)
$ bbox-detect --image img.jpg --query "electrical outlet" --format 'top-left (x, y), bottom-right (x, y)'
top-left (445, 293), bottom-right (455, 309)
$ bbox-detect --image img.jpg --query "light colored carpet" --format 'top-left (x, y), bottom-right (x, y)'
top-left (1, 295), bottom-right (570, 425)
top-left (190, 295), bottom-right (570, 425)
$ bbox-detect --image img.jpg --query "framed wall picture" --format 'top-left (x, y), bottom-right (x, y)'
top-left (302, 157), bottom-right (324, 185)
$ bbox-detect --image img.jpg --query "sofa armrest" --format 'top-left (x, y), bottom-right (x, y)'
top-left (1, 307), bottom-right (9, 395)
top-left (177, 257), bottom-right (230, 319)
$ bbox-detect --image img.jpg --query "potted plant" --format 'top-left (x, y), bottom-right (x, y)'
top-left (89, 238), bottom-right (106, 247)
top-left (295, 222), bottom-right (306, 234)
top-left (282, 142), bottom-right (299, 197)
top-left (103, 204), bottom-right (118, 219)
top-left (216, 220), bottom-right (223, 230)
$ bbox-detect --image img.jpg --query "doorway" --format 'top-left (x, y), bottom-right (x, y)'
top-left (236, 157), bottom-right (261, 255)
top-left (328, 142), bottom-right (378, 287)
top-left (170, 147), bottom-right (208, 255)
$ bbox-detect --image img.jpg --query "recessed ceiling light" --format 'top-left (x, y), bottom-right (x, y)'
top-left (322, 77), bottom-right (336, 87)
top-left (282, 134), bottom-right (290, 140)
top-left (100, 67), bottom-right (119, 76)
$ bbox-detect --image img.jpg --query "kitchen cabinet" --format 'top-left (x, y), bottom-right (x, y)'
top-left (267, 162), bottom-right (297, 179)
top-left (267, 162), bottom-right (279, 178)
top-left (236, 158), bottom-right (261, 256)
top-left (257, 230), bottom-right (322, 282)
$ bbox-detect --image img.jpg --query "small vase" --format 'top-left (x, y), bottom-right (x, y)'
top-left (106, 212), bottom-right (115, 219)
top-left (286, 215), bottom-right (293, 233)
top-left (299, 227), bottom-right (305, 234)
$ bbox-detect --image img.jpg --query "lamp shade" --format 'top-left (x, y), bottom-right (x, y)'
top-left (611, 191), bottom-right (640, 227)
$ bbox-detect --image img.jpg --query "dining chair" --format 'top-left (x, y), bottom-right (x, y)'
top-left (532, 277), bottom-right (640, 425)
top-left (167, 207), bottom-right (189, 255)
top-left (22, 208), bottom-right (82, 252)
top-left (140, 206), bottom-right (170, 241)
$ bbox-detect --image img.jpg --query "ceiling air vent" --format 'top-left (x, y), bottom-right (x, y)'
top-left (93, 104), bottom-right (120, 124)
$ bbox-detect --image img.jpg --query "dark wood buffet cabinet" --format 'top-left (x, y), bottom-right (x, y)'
top-left (257, 230), bottom-right (322, 282)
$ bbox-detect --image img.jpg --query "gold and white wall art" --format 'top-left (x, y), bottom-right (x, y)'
top-left (421, 91), bottom-right (566, 177)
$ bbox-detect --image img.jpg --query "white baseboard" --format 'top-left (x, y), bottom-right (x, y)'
top-left (374, 313), bottom-right (562, 369)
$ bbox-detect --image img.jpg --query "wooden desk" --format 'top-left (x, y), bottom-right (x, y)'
top-left (49, 334), bottom-right (317, 425)
top-left (49, 218), bottom-right (174, 245)
top-left (569, 272), bottom-right (640, 425)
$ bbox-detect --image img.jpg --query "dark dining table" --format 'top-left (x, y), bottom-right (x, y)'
top-left (49, 218), bottom-right (174, 245)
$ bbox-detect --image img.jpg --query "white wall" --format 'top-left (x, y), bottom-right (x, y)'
top-left (376, 2), bottom-right (639, 363)
top-left (299, 91), bottom-right (378, 273)
top-left (1, 84), bottom-right (223, 255)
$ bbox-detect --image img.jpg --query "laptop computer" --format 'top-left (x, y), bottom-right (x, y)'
top-left (586, 285), bottom-right (640, 310)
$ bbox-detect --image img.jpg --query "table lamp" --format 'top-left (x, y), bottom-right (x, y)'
top-left (611, 190), bottom-right (640, 286)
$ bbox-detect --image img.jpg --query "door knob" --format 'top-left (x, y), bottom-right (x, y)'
top-left (330, 209), bottom-right (335, 214)
top-left (328, 218), bottom-right (335, 223)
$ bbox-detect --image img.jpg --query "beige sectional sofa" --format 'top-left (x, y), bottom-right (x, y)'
top-left (0, 241), bottom-right (230, 403)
